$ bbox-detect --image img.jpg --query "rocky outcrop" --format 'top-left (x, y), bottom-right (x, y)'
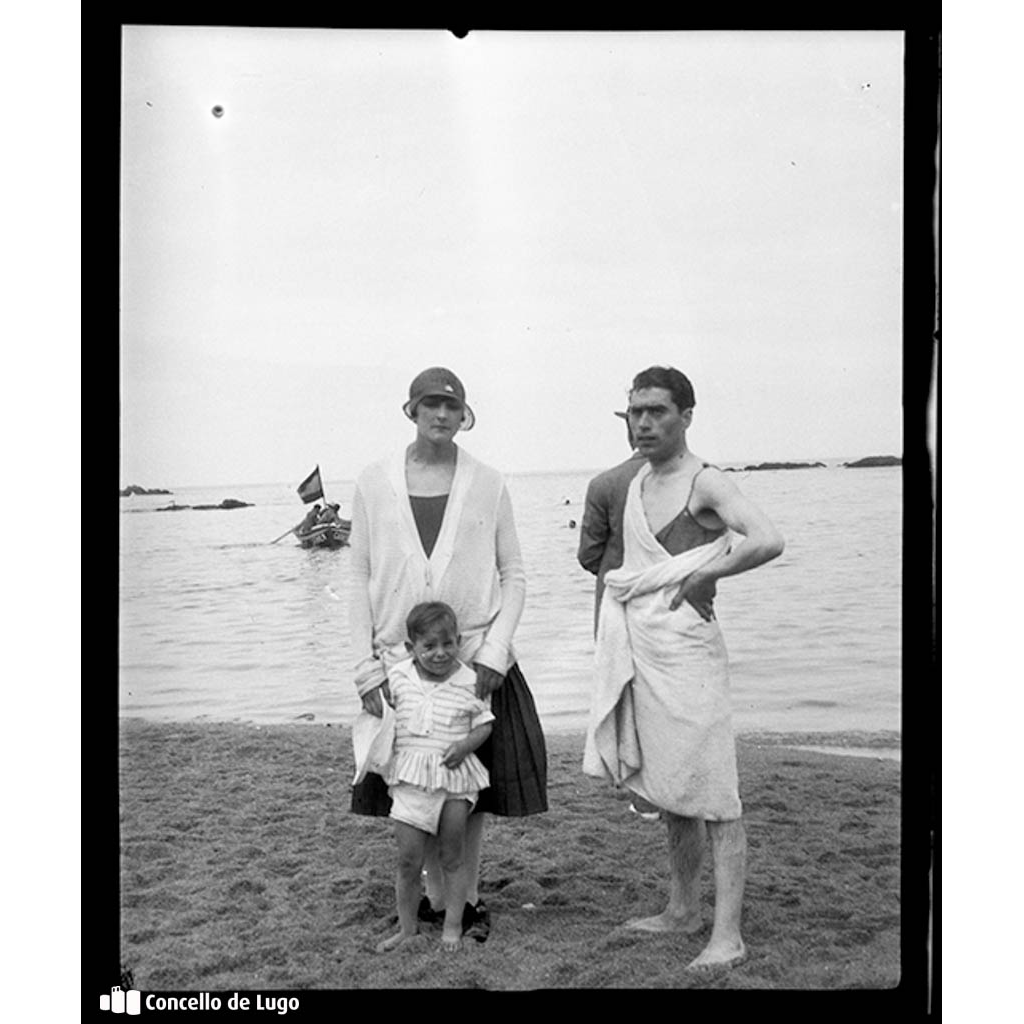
top-left (192, 499), bottom-right (254, 510)
top-left (120, 485), bottom-right (172, 496)
top-left (843, 455), bottom-right (901, 468)
top-left (740, 461), bottom-right (827, 472)
top-left (153, 499), bottom-right (254, 512)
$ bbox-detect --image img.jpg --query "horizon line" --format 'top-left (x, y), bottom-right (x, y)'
top-left (121, 452), bottom-right (903, 492)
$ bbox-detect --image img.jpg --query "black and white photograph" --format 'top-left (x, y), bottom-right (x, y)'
top-left (108, 24), bottom-right (934, 1003)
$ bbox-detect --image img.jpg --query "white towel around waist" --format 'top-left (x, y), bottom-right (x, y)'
top-left (583, 532), bottom-right (731, 786)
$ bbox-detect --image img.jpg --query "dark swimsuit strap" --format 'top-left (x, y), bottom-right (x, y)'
top-left (683, 463), bottom-right (714, 518)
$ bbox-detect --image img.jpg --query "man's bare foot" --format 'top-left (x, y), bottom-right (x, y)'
top-left (624, 911), bottom-right (703, 934)
top-left (375, 931), bottom-right (416, 953)
top-left (687, 938), bottom-right (746, 970)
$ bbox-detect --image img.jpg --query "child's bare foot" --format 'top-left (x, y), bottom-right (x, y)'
top-left (440, 928), bottom-right (463, 953)
top-left (375, 930), bottom-right (416, 953)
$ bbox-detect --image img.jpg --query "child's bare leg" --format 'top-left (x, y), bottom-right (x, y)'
top-left (437, 799), bottom-right (470, 952)
top-left (426, 813), bottom-right (484, 908)
top-left (376, 821), bottom-right (428, 953)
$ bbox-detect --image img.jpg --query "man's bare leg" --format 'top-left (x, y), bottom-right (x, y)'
top-left (625, 813), bottom-right (706, 933)
top-left (688, 818), bottom-right (746, 968)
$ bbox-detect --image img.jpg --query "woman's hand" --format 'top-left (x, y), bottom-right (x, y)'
top-left (669, 570), bottom-right (717, 620)
top-left (360, 680), bottom-right (393, 717)
top-left (473, 663), bottom-right (505, 699)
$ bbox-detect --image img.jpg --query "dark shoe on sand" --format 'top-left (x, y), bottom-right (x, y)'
top-left (462, 900), bottom-right (491, 943)
top-left (417, 895), bottom-right (441, 925)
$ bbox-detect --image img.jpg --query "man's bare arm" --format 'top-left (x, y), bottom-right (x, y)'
top-left (670, 469), bottom-right (784, 616)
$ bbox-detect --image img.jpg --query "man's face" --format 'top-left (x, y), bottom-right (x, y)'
top-left (627, 386), bottom-right (692, 463)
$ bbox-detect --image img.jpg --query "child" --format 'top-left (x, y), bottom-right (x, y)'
top-left (375, 601), bottom-right (494, 953)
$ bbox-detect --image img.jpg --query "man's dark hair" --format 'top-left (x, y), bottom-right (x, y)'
top-left (406, 601), bottom-right (459, 641)
top-left (630, 366), bottom-right (696, 412)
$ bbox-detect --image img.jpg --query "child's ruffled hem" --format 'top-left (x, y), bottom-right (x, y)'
top-left (383, 749), bottom-right (489, 793)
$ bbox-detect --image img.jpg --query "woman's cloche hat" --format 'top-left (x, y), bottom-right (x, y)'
top-left (402, 367), bottom-right (475, 430)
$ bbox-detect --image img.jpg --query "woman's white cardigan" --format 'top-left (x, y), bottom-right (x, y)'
top-left (349, 447), bottom-right (526, 697)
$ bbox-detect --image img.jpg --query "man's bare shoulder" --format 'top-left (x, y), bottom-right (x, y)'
top-left (691, 463), bottom-right (744, 509)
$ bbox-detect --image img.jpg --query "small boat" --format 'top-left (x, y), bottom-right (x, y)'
top-left (295, 521), bottom-right (351, 549)
top-left (279, 468), bottom-right (351, 549)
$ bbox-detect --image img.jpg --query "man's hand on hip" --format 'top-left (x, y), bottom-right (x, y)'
top-left (670, 570), bottom-right (717, 621)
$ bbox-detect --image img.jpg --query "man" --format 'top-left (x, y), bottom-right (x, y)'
top-left (318, 502), bottom-right (344, 526)
top-left (577, 411), bottom-right (646, 635)
top-left (295, 503), bottom-right (321, 535)
top-left (583, 366), bottom-right (784, 970)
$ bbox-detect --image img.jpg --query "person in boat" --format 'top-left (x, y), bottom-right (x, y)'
top-left (583, 365), bottom-right (784, 970)
top-left (348, 366), bottom-right (547, 943)
top-left (318, 503), bottom-right (344, 527)
top-left (296, 503), bottom-right (322, 535)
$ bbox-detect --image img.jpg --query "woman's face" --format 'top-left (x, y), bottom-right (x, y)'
top-left (413, 395), bottom-right (465, 442)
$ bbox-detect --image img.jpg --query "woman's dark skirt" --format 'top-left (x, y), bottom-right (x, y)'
top-left (349, 662), bottom-right (548, 818)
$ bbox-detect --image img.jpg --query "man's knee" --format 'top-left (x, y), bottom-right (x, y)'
top-left (665, 813), bottom-right (707, 839)
top-left (707, 818), bottom-right (746, 850)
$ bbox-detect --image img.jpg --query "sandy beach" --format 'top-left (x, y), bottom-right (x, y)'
top-left (119, 720), bottom-right (902, 991)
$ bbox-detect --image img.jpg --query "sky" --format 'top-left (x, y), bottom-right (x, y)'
top-left (120, 28), bottom-right (905, 488)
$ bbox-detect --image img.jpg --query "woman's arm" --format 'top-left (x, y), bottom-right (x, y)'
top-left (349, 483), bottom-right (390, 711)
top-left (473, 485), bottom-right (526, 691)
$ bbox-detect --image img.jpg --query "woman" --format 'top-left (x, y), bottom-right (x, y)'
top-left (348, 366), bottom-right (548, 941)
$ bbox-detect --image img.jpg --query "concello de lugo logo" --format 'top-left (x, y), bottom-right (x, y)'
top-left (100, 986), bottom-right (141, 1014)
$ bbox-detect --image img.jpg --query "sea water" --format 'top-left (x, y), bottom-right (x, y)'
top-left (118, 465), bottom-right (902, 739)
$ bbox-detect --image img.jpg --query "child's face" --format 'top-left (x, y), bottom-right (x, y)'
top-left (407, 623), bottom-right (460, 680)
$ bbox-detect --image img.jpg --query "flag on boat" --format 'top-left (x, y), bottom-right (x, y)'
top-left (297, 466), bottom-right (324, 504)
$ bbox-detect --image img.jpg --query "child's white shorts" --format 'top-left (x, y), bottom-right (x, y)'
top-left (388, 782), bottom-right (479, 835)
